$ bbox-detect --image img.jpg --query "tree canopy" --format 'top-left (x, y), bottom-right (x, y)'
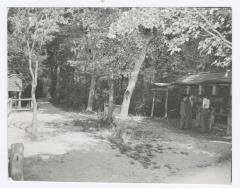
top-left (8, 7), bottom-right (232, 122)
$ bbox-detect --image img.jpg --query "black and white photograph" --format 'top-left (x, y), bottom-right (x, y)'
top-left (1, 1), bottom-right (240, 187)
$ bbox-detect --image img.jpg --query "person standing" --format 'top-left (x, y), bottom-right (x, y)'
top-left (200, 94), bottom-right (211, 133)
top-left (179, 95), bottom-right (186, 129)
top-left (179, 94), bottom-right (191, 129)
top-left (186, 95), bottom-right (194, 129)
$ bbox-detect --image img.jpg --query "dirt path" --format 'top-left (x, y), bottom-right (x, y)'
top-left (8, 103), bottom-right (231, 184)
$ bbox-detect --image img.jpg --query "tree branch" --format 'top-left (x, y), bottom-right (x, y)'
top-left (194, 8), bottom-right (232, 49)
top-left (27, 40), bottom-right (35, 80)
top-left (34, 60), bottom-right (38, 85)
top-left (30, 14), bottom-right (44, 54)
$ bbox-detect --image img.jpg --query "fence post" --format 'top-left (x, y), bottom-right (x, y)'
top-left (30, 98), bottom-right (33, 110)
top-left (18, 92), bottom-right (22, 109)
top-left (8, 98), bottom-right (12, 116)
top-left (9, 143), bottom-right (24, 180)
top-left (151, 92), bottom-right (155, 117)
top-left (10, 98), bottom-right (12, 114)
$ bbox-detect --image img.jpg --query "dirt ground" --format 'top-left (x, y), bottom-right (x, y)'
top-left (8, 102), bottom-right (232, 184)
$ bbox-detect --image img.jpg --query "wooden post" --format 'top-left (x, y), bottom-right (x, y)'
top-left (104, 102), bottom-right (108, 118)
top-left (186, 86), bottom-right (191, 95)
top-left (151, 91), bottom-right (156, 117)
top-left (164, 89), bottom-right (168, 118)
top-left (9, 143), bottom-right (24, 180)
top-left (8, 98), bottom-right (13, 116)
top-left (230, 84), bottom-right (232, 96)
top-left (198, 85), bottom-right (203, 95)
top-left (227, 109), bottom-right (232, 135)
top-left (227, 84), bottom-right (232, 135)
top-left (18, 92), bottom-right (22, 109)
top-left (209, 108), bottom-right (215, 130)
top-left (212, 85), bottom-right (217, 96)
top-left (196, 108), bottom-right (201, 127)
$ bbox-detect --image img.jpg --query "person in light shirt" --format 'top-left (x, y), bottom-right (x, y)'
top-left (200, 94), bottom-right (211, 133)
top-left (202, 96), bottom-right (210, 109)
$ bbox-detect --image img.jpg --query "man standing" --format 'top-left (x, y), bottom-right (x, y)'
top-left (186, 95), bottom-right (194, 129)
top-left (200, 94), bottom-right (211, 133)
top-left (179, 94), bottom-right (191, 129)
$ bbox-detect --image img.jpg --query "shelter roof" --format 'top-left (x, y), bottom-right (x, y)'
top-left (175, 71), bottom-right (231, 85)
top-left (8, 74), bottom-right (22, 92)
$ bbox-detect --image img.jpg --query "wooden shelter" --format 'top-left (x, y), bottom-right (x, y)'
top-left (175, 71), bottom-right (232, 134)
top-left (8, 74), bottom-right (23, 108)
top-left (8, 74), bottom-right (22, 92)
top-left (153, 71), bottom-right (232, 134)
top-left (8, 74), bottom-right (32, 114)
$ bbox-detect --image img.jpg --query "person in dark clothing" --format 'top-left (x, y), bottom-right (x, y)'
top-left (185, 95), bottom-right (193, 129)
top-left (200, 94), bottom-right (211, 133)
top-left (186, 95), bottom-right (194, 129)
top-left (179, 94), bottom-right (192, 129)
top-left (179, 95), bottom-right (186, 129)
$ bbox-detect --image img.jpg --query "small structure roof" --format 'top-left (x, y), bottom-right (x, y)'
top-left (152, 82), bottom-right (175, 91)
top-left (154, 83), bottom-right (173, 87)
top-left (153, 71), bottom-right (231, 89)
top-left (8, 74), bottom-right (22, 92)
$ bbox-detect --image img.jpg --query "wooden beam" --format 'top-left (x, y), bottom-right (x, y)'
top-left (227, 109), bottom-right (232, 135)
top-left (212, 85), bottom-right (217, 96)
top-left (186, 86), bottom-right (191, 95)
top-left (151, 92), bottom-right (156, 117)
top-left (230, 84), bottom-right (232, 96)
top-left (18, 92), bottom-right (22, 109)
top-left (165, 89), bottom-right (169, 118)
top-left (198, 85), bottom-right (203, 95)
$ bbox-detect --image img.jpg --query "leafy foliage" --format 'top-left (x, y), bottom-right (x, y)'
top-left (8, 8), bottom-right (232, 117)
top-left (163, 8), bottom-right (232, 67)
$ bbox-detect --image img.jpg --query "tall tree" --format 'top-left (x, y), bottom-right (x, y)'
top-left (67, 8), bottom-right (121, 112)
top-left (109, 8), bottom-right (166, 118)
top-left (8, 8), bottom-right (69, 139)
top-left (109, 7), bottom-right (232, 119)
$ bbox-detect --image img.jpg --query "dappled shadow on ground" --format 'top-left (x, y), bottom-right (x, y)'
top-left (139, 117), bottom-right (231, 143)
top-left (109, 134), bottom-right (196, 172)
top-left (111, 142), bottom-right (180, 171)
top-left (104, 117), bottom-right (232, 172)
top-left (9, 102), bottom-right (231, 183)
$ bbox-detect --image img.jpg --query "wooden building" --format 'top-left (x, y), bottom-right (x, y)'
top-left (8, 74), bottom-right (23, 108)
top-left (176, 71), bottom-right (231, 134)
top-left (153, 71), bottom-right (232, 134)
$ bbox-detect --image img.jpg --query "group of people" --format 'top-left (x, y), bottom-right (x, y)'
top-left (179, 94), bottom-right (211, 133)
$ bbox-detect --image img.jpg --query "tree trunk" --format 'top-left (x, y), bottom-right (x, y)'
top-left (164, 89), bottom-right (168, 118)
top-left (120, 42), bottom-right (149, 119)
top-left (31, 83), bottom-right (38, 139)
top-left (151, 92), bottom-right (156, 117)
top-left (86, 74), bottom-right (97, 111)
top-left (31, 60), bottom-right (38, 140)
top-left (107, 72), bottom-right (114, 121)
top-left (55, 64), bottom-right (60, 99)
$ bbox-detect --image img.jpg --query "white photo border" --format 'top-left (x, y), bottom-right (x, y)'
top-left (1, 1), bottom-right (239, 188)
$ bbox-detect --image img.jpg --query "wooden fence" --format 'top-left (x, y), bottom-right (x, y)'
top-left (8, 98), bottom-right (13, 116)
top-left (8, 98), bottom-right (32, 116)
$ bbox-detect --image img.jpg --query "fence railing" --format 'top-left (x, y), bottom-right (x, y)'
top-left (8, 98), bottom-right (13, 116)
top-left (8, 98), bottom-right (33, 116)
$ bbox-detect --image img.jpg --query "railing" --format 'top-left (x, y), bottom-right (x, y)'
top-left (8, 98), bottom-right (13, 116)
top-left (8, 98), bottom-right (33, 116)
